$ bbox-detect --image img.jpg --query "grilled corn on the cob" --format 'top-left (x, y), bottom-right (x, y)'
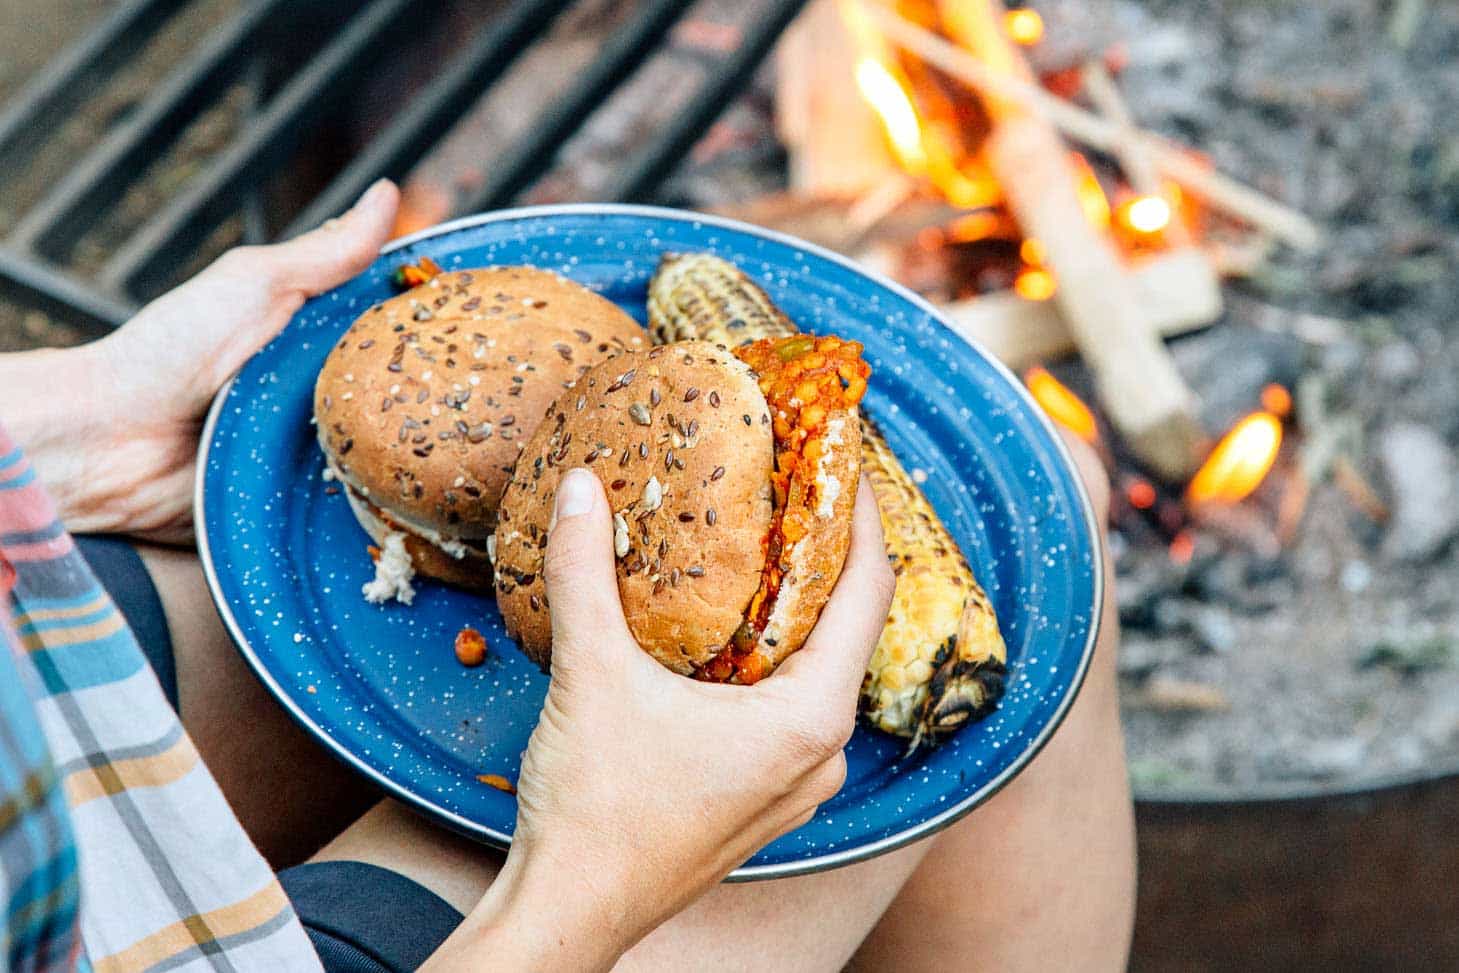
top-left (649, 253), bottom-right (1008, 748)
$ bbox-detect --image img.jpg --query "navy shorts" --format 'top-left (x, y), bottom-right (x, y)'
top-left (76, 536), bottom-right (464, 972)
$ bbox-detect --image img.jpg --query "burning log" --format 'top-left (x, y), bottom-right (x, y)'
top-left (864, 3), bottom-right (1323, 252)
top-left (928, 0), bottom-right (1206, 481)
top-left (776, 0), bottom-right (899, 195)
top-left (943, 248), bottom-right (1222, 370)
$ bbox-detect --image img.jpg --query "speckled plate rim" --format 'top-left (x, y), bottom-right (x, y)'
top-left (195, 203), bottom-right (1104, 880)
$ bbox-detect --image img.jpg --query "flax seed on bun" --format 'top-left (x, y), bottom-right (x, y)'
top-left (495, 334), bottom-right (869, 683)
top-left (315, 266), bottom-right (646, 598)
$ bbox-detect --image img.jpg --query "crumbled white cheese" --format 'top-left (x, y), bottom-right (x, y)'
top-left (815, 417), bottom-right (846, 518)
top-left (362, 532), bottom-right (416, 605)
top-left (321, 466), bottom-right (337, 482)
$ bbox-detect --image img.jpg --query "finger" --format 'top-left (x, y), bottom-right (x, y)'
top-left (768, 476), bottom-right (893, 698)
top-left (542, 468), bottom-right (635, 665)
top-left (267, 178), bottom-right (400, 299)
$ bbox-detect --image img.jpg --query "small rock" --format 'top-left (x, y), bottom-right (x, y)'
top-left (1132, 674), bottom-right (1230, 713)
top-left (1356, 635), bottom-right (1455, 675)
top-left (1299, 738), bottom-right (1368, 779)
top-left (1190, 607), bottom-right (1238, 654)
top-left (1371, 341), bottom-right (1421, 385)
top-left (1127, 756), bottom-right (1195, 792)
top-left (1117, 636), bottom-right (1183, 678)
top-left (1378, 423), bottom-right (1459, 561)
top-left (1172, 326), bottom-right (1305, 433)
top-left (1340, 559), bottom-right (1372, 593)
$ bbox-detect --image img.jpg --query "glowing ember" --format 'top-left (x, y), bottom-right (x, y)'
top-left (948, 210), bottom-right (1010, 244)
top-left (1169, 530), bottom-right (1196, 565)
top-left (1025, 366), bottom-right (1097, 442)
top-left (1261, 383), bottom-right (1292, 419)
top-left (1187, 412), bottom-right (1283, 505)
top-left (1122, 195), bottom-right (1172, 235)
top-left (1019, 237), bottom-right (1047, 265)
top-left (1003, 8), bottom-right (1044, 46)
top-left (1127, 479), bottom-right (1157, 510)
top-left (1014, 267), bottom-right (1057, 301)
top-left (854, 58), bottom-right (927, 174)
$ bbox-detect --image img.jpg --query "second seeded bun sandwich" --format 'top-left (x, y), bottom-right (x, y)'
top-left (494, 334), bottom-right (871, 683)
top-left (314, 265), bottom-right (646, 602)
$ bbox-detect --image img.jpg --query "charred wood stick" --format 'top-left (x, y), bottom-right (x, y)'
top-left (864, 2), bottom-right (1322, 251)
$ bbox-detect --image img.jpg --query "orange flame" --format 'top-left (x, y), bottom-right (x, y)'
top-left (1004, 8), bottom-right (1044, 46)
top-left (1014, 267), bottom-right (1057, 301)
top-left (854, 57), bottom-right (928, 175)
top-left (1187, 412), bottom-right (1283, 505)
top-left (1025, 366), bottom-right (1097, 442)
top-left (1070, 154), bottom-right (1111, 230)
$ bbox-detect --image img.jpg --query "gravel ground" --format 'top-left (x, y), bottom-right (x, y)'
top-left (1109, 0), bottom-right (1459, 795)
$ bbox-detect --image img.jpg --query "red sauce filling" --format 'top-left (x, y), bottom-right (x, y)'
top-left (698, 334), bottom-right (870, 684)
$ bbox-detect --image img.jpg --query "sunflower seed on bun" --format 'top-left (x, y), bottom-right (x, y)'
top-left (315, 265), bottom-right (646, 601)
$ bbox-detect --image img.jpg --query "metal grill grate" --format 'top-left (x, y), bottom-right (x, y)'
top-left (0, 0), bottom-right (808, 332)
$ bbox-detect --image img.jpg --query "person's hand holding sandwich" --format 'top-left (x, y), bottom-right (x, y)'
top-left (424, 470), bottom-right (894, 971)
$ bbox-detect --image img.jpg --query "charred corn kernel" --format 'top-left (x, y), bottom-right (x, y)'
top-left (648, 253), bottom-right (798, 346)
top-left (648, 252), bottom-right (1008, 749)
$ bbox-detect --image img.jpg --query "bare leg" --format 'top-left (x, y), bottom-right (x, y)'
top-left (136, 545), bottom-right (379, 867)
top-left (314, 800), bottom-right (928, 971)
top-left (849, 438), bottom-right (1136, 972)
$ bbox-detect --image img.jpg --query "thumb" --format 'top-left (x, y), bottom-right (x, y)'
top-left (265, 178), bottom-right (399, 299)
top-left (542, 468), bottom-right (635, 667)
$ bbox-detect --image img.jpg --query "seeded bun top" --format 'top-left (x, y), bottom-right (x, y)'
top-left (494, 341), bottom-right (775, 673)
top-left (314, 267), bottom-right (646, 544)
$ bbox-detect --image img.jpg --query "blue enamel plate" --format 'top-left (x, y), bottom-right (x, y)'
top-left (197, 205), bottom-right (1101, 879)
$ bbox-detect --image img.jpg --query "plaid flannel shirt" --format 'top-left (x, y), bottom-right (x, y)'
top-left (0, 432), bottom-right (322, 971)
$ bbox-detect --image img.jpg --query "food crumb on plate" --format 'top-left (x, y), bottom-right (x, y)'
top-left (477, 773), bottom-right (515, 794)
top-left (455, 627), bottom-right (488, 667)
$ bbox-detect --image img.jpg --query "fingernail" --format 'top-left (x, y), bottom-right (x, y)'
top-left (356, 178), bottom-right (392, 210)
top-left (555, 468), bottom-right (596, 521)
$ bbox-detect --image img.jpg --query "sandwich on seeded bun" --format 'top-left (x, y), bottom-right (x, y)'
top-left (494, 334), bottom-right (871, 683)
top-left (314, 265), bottom-right (646, 603)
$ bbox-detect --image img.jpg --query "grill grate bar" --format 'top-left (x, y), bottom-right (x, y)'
top-left (463, 0), bottom-right (699, 214)
top-left (603, 0), bottom-right (810, 203)
top-left (10, 0), bottom-right (292, 257)
top-left (0, 0), bottom-right (188, 170)
top-left (283, 0), bottom-right (577, 240)
top-left (3, 0), bottom-right (808, 331)
top-left (0, 249), bottom-right (138, 333)
top-left (99, 0), bottom-right (420, 298)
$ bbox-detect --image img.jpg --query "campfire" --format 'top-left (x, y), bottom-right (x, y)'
top-left (762, 0), bottom-right (1340, 570)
